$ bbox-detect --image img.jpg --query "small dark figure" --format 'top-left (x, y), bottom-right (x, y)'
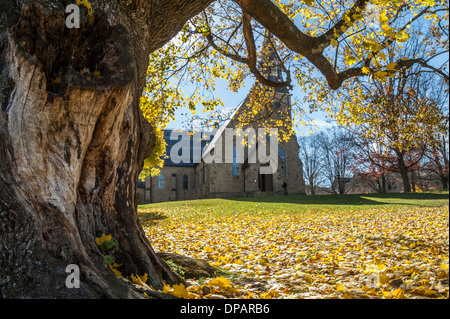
top-left (282, 181), bottom-right (287, 196)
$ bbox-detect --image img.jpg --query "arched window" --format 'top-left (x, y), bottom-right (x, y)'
top-left (232, 146), bottom-right (239, 176)
top-left (183, 174), bottom-right (189, 190)
top-left (279, 148), bottom-right (286, 162)
top-left (279, 148), bottom-right (286, 175)
top-left (158, 175), bottom-right (164, 190)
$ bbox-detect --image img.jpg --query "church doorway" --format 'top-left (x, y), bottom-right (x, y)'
top-left (259, 163), bottom-right (274, 192)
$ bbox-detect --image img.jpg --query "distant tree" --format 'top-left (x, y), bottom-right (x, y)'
top-left (351, 139), bottom-right (391, 193)
top-left (335, 38), bottom-right (448, 192)
top-left (420, 97), bottom-right (449, 190)
top-left (350, 128), bottom-right (427, 193)
top-left (298, 133), bottom-right (327, 195)
top-left (318, 128), bottom-right (355, 194)
top-left (422, 135), bottom-right (449, 191)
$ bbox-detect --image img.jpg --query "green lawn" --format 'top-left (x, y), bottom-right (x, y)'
top-left (139, 191), bottom-right (449, 219)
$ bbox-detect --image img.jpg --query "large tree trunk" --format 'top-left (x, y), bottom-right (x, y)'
top-left (0, 0), bottom-right (212, 298)
top-left (396, 153), bottom-right (412, 193)
top-left (432, 148), bottom-right (449, 191)
top-left (309, 183), bottom-right (316, 196)
top-left (380, 173), bottom-right (387, 194)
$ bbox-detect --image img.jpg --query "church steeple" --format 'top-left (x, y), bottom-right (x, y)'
top-left (233, 29), bottom-right (292, 129)
top-left (259, 31), bottom-right (288, 91)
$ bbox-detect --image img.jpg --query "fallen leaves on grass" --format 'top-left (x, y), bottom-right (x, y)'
top-left (140, 206), bottom-right (449, 299)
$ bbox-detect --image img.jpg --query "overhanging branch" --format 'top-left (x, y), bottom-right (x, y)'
top-left (242, 12), bottom-right (292, 89)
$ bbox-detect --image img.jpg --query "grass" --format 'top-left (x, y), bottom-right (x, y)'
top-left (139, 191), bottom-right (449, 220)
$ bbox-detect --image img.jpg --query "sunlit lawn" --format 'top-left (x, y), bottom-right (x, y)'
top-left (139, 192), bottom-right (449, 299)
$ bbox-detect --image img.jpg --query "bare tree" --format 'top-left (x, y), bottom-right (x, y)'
top-left (318, 128), bottom-right (355, 194)
top-left (420, 81), bottom-right (449, 190)
top-left (298, 133), bottom-right (326, 195)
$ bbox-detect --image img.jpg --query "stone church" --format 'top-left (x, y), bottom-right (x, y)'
top-left (137, 34), bottom-right (306, 204)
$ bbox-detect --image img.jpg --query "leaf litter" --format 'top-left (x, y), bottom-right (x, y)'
top-left (139, 205), bottom-right (449, 299)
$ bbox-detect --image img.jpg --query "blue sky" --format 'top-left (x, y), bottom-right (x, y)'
top-left (165, 76), bottom-right (334, 137)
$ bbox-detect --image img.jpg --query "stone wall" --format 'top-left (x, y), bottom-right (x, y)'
top-left (138, 166), bottom-right (196, 204)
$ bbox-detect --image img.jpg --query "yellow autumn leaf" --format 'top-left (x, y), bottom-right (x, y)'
top-left (261, 292), bottom-right (272, 299)
top-left (208, 277), bottom-right (239, 295)
top-left (374, 71), bottom-right (387, 79)
top-left (304, 274), bottom-right (313, 283)
top-left (108, 264), bottom-right (123, 278)
top-left (342, 292), bottom-right (354, 299)
top-left (95, 233), bottom-right (112, 246)
top-left (162, 284), bottom-right (172, 294)
top-left (210, 277), bottom-right (232, 288)
top-left (245, 291), bottom-right (255, 299)
top-left (336, 283), bottom-right (346, 292)
top-left (392, 288), bottom-right (405, 299)
top-left (172, 283), bottom-right (190, 299)
top-left (411, 287), bottom-right (438, 297)
top-left (379, 273), bottom-right (388, 284)
top-left (346, 56), bottom-right (357, 66)
top-left (203, 246), bottom-right (213, 253)
top-left (385, 63), bottom-right (397, 71)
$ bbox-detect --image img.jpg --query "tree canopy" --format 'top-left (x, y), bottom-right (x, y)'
top-left (144, 0), bottom-right (448, 124)
top-left (139, 0), bottom-right (448, 177)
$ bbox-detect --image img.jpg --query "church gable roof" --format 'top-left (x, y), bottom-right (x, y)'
top-left (162, 129), bottom-right (210, 167)
top-left (161, 31), bottom-right (292, 168)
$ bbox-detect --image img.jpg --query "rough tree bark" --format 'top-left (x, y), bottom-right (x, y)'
top-left (395, 151), bottom-right (412, 193)
top-left (0, 0), bottom-right (212, 298)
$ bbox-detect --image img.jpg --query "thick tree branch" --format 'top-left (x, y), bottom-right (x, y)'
top-left (151, 0), bottom-right (215, 50)
top-left (234, 0), bottom-right (359, 89)
top-left (375, 58), bottom-right (449, 83)
top-left (205, 32), bottom-right (249, 64)
top-left (316, 0), bottom-right (370, 51)
top-left (205, 11), bottom-right (292, 89)
top-left (234, 0), bottom-right (315, 54)
top-left (234, 0), bottom-right (447, 89)
top-left (242, 12), bottom-right (291, 88)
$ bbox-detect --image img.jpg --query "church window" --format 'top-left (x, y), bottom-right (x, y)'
top-left (279, 148), bottom-right (286, 162)
top-left (158, 175), bottom-right (164, 190)
top-left (279, 148), bottom-right (286, 175)
top-left (232, 146), bottom-right (239, 176)
top-left (203, 163), bottom-right (206, 182)
top-left (183, 174), bottom-right (189, 190)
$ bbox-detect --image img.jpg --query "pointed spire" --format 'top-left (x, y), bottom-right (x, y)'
top-left (259, 30), bottom-right (284, 84)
